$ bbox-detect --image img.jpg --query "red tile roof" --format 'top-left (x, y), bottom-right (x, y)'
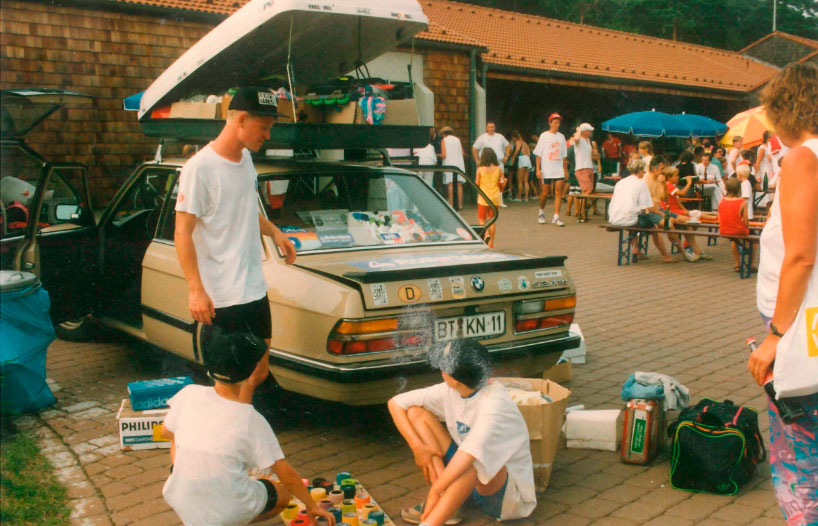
top-left (740, 31), bottom-right (818, 54)
top-left (108, 0), bottom-right (777, 93)
top-left (422, 0), bottom-right (777, 93)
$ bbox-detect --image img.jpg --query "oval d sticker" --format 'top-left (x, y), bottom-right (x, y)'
top-left (398, 284), bottom-right (422, 303)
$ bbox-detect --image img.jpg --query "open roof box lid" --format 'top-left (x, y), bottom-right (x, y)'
top-left (1, 89), bottom-right (92, 139)
top-left (137, 0), bottom-right (428, 121)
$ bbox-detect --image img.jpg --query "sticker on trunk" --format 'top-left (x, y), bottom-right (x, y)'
top-left (518, 275), bottom-right (530, 291)
top-left (498, 278), bottom-right (512, 293)
top-left (427, 278), bottom-right (444, 301)
top-left (535, 270), bottom-right (562, 279)
top-left (449, 277), bottom-right (466, 299)
top-left (370, 283), bottom-right (388, 306)
top-left (398, 284), bottom-right (422, 303)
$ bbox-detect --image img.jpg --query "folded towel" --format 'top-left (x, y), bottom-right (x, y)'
top-left (634, 371), bottom-right (690, 411)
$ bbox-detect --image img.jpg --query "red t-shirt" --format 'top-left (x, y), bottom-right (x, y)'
top-left (621, 143), bottom-right (636, 160)
top-left (601, 137), bottom-right (621, 159)
top-left (719, 197), bottom-right (749, 236)
top-left (662, 182), bottom-right (685, 214)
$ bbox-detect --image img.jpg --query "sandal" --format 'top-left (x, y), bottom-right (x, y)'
top-left (734, 266), bottom-right (741, 272)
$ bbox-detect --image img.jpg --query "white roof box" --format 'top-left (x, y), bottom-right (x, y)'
top-left (138, 0), bottom-right (428, 120)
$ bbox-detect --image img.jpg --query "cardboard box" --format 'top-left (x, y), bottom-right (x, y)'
top-left (542, 361), bottom-right (572, 384)
top-left (276, 98), bottom-right (300, 123)
top-left (128, 376), bottom-right (192, 411)
top-left (324, 101), bottom-right (364, 124)
top-left (169, 101), bottom-right (221, 119)
top-left (220, 93), bottom-right (232, 119)
top-left (117, 399), bottom-right (170, 451)
top-left (382, 99), bottom-right (419, 125)
top-left (565, 409), bottom-right (623, 451)
top-left (498, 378), bottom-right (571, 493)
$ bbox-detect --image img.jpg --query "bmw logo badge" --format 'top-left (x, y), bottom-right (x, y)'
top-left (471, 276), bottom-right (485, 292)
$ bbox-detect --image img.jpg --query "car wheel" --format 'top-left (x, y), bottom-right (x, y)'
top-left (55, 316), bottom-right (94, 342)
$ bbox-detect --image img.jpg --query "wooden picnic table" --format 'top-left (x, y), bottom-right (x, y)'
top-left (601, 224), bottom-right (760, 278)
top-left (575, 192), bottom-right (613, 221)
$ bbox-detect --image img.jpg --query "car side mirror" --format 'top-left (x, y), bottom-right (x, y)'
top-left (55, 203), bottom-right (80, 221)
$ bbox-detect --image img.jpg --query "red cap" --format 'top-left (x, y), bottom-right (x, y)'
top-left (548, 113), bottom-right (562, 122)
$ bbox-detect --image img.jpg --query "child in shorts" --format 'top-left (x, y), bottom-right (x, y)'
top-left (718, 177), bottom-right (751, 272)
top-left (388, 339), bottom-right (536, 526)
top-left (160, 328), bottom-right (336, 526)
top-left (474, 149), bottom-right (505, 248)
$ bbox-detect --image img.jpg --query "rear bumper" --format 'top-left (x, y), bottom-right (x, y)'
top-left (268, 332), bottom-right (580, 404)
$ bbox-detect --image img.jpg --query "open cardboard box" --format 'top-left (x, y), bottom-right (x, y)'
top-left (497, 377), bottom-right (571, 493)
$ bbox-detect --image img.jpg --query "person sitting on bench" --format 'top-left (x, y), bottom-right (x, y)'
top-left (719, 178), bottom-right (752, 273)
top-left (662, 167), bottom-right (715, 262)
top-left (608, 158), bottom-right (675, 263)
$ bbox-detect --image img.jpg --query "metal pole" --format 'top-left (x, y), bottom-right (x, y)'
top-left (772, 0), bottom-right (777, 32)
top-left (469, 49), bottom-right (477, 173)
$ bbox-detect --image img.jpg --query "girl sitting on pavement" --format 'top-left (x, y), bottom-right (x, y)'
top-left (474, 149), bottom-right (505, 247)
top-left (160, 329), bottom-right (336, 526)
top-left (718, 177), bottom-right (751, 272)
top-left (661, 167), bottom-right (715, 262)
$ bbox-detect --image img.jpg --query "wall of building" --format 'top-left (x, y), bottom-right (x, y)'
top-left (742, 36), bottom-right (814, 67)
top-left (422, 50), bottom-right (471, 142)
top-left (0, 1), bottom-right (211, 203)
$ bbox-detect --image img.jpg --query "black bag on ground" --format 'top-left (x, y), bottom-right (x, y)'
top-left (667, 398), bottom-right (766, 495)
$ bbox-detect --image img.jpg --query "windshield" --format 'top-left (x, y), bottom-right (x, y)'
top-left (258, 169), bottom-right (478, 253)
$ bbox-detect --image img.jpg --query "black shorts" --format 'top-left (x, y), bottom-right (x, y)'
top-left (212, 296), bottom-right (272, 340)
top-left (259, 478), bottom-right (278, 514)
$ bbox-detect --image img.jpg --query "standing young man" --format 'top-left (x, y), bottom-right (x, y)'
top-left (726, 136), bottom-right (743, 177)
top-left (472, 122), bottom-right (511, 206)
top-left (534, 113), bottom-right (568, 226)
top-left (174, 86), bottom-right (297, 410)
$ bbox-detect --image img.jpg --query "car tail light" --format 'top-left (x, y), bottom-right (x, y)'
top-left (327, 318), bottom-right (426, 355)
top-left (514, 313), bottom-right (574, 333)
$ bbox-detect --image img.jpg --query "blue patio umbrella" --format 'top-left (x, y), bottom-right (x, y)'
top-left (601, 110), bottom-right (688, 138)
top-left (672, 114), bottom-right (728, 137)
top-left (123, 91), bottom-right (143, 111)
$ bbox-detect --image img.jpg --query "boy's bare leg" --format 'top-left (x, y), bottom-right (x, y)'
top-left (456, 182), bottom-right (463, 210)
top-left (423, 467), bottom-right (508, 526)
top-left (553, 180), bottom-right (565, 217)
top-left (447, 183), bottom-right (454, 206)
top-left (252, 480), bottom-right (292, 523)
top-left (406, 406), bottom-right (452, 480)
top-left (650, 231), bottom-right (674, 262)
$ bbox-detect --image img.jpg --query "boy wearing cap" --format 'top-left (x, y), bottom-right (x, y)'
top-left (388, 339), bottom-right (536, 526)
top-left (161, 329), bottom-right (336, 526)
top-left (175, 87), bottom-right (297, 414)
top-left (533, 113), bottom-right (568, 226)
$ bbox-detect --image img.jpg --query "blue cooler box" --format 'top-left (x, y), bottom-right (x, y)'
top-left (128, 377), bottom-right (193, 411)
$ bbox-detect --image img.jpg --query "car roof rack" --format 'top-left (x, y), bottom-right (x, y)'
top-left (141, 120), bottom-right (430, 151)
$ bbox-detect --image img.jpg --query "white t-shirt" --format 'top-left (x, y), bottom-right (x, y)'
top-left (392, 381), bottom-right (536, 520)
top-left (695, 162), bottom-right (721, 182)
top-left (726, 148), bottom-right (741, 177)
top-left (758, 138), bottom-right (818, 316)
top-left (642, 155), bottom-right (653, 171)
top-left (162, 385), bottom-right (285, 526)
top-left (533, 131), bottom-right (567, 179)
top-left (176, 145), bottom-right (268, 308)
top-left (473, 133), bottom-right (509, 171)
top-left (416, 144), bottom-right (438, 186)
top-left (608, 175), bottom-right (653, 226)
top-left (573, 137), bottom-right (594, 171)
top-left (740, 179), bottom-right (754, 220)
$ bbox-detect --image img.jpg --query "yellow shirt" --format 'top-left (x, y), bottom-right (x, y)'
top-left (477, 166), bottom-right (502, 206)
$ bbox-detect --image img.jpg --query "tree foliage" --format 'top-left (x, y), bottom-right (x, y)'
top-left (462, 0), bottom-right (818, 51)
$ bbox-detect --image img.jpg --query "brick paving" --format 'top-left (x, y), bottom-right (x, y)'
top-left (19, 201), bottom-right (783, 525)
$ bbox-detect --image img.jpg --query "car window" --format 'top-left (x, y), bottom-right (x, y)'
top-left (258, 170), bottom-right (477, 253)
top-left (38, 168), bottom-right (90, 232)
top-left (108, 168), bottom-right (174, 240)
top-left (0, 145), bottom-right (42, 239)
top-left (158, 177), bottom-right (179, 242)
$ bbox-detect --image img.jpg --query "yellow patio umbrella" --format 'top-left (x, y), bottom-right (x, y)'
top-left (720, 106), bottom-right (773, 148)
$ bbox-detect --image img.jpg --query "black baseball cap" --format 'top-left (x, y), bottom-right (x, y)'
top-left (201, 326), bottom-right (267, 383)
top-left (228, 86), bottom-right (285, 117)
top-left (427, 338), bottom-right (492, 389)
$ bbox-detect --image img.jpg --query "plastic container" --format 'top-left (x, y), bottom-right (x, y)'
top-left (0, 271), bottom-right (56, 414)
top-left (621, 398), bottom-right (665, 465)
top-left (127, 376), bottom-right (193, 411)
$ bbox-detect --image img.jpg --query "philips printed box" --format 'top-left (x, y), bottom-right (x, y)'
top-left (127, 376), bottom-right (192, 411)
top-left (117, 399), bottom-right (171, 451)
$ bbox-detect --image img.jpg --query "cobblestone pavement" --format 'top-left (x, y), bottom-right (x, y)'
top-left (23, 201), bottom-right (784, 526)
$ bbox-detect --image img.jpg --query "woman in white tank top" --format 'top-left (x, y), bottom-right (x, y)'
top-left (747, 63), bottom-right (818, 526)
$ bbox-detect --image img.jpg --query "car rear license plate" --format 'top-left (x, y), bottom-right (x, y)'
top-left (434, 311), bottom-right (505, 342)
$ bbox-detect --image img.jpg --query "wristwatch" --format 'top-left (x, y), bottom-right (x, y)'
top-left (769, 322), bottom-right (785, 338)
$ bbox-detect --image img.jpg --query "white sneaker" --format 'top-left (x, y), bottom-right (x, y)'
top-left (552, 217), bottom-right (565, 227)
top-left (537, 214), bottom-right (546, 224)
top-left (500, 202), bottom-right (508, 208)
top-left (684, 248), bottom-right (700, 262)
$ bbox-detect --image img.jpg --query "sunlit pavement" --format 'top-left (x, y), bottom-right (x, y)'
top-left (32, 199), bottom-right (782, 526)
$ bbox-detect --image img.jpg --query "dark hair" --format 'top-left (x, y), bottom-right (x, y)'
top-left (649, 155), bottom-right (667, 170)
top-left (479, 148), bottom-right (499, 167)
top-left (202, 327), bottom-right (267, 384)
top-left (428, 339), bottom-right (492, 389)
top-left (693, 146), bottom-right (704, 156)
top-left (762, 130), bottom-right (772, 143)
top-left (486, 120), bottom-right (495, 126)
top-left (702, 152), bottom-right (713, 160)
top-left (511, 129), bottom-right (522, 140)
top-left (742, 149), bottom-right (756, 163)
top-left (680, 150), bottom-right (694, 163)
top-left (724, 177), bottom-right (741, 197)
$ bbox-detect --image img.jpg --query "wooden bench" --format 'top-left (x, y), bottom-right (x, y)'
top-left (601, 224), bottom-right (760, 278)
top-left (575, 193), bottom-right (613, 221)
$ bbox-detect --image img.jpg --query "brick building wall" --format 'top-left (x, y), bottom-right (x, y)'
top-left (422, 50), bottom-right (471, 142)
top-left (742, 35), bottom-right (815, 67)
top-left (0, 1), bottom-right (213, 204)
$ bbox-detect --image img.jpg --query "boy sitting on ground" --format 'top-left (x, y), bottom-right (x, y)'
top-left (388, 339), bottom-right (536, 526)
top-left (160, 328), bottom-right (336, 526)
